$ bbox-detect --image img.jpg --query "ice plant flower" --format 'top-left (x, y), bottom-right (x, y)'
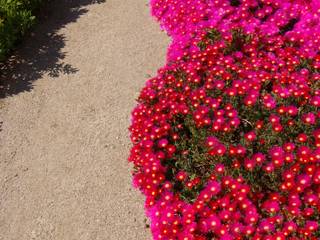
top-left (129, 0), bottom-right (320, 239)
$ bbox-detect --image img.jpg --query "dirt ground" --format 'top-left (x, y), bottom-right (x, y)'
top-left (0, 0), bottom-right (169, 239)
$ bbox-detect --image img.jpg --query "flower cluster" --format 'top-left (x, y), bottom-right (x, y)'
top-left (129, 0), bottom-right (320, 239)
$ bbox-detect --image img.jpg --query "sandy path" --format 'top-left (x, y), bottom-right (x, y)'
top-left (0, 0), bottom-right (169, 239)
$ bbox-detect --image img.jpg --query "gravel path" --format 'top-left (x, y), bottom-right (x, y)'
top-left (0, 0), bottom-right (168, 239)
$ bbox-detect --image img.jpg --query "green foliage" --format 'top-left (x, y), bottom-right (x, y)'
top-left (224, 29), bottom-right (253, 55)
top-left (0, 0), bottom-right (43, 61)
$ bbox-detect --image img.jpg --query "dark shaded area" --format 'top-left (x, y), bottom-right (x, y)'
top-left (279, 18), bottom-right (299, 35)
top-left (0, 0), bottom-right (105, 98)
top-left (230, 0), bottom-right (241, 7)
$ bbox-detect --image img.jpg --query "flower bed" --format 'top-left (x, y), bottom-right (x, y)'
top-left (129, 1), bottom-right (320, 239)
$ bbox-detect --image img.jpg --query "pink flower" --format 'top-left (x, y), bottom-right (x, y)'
top-left (302, 112), bottom-right (316, 124)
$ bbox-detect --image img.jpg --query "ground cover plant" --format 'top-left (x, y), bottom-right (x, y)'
top-left (129, 0), bottom-right (320, 239)
top-left (0, 0), bottom-right (43, 61)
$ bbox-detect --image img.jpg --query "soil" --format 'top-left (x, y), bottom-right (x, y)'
top-left (0, 0), bottom-right (169, 239)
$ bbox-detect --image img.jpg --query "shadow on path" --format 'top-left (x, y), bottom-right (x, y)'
top-left (0, 0), bottom-right (105, 98)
